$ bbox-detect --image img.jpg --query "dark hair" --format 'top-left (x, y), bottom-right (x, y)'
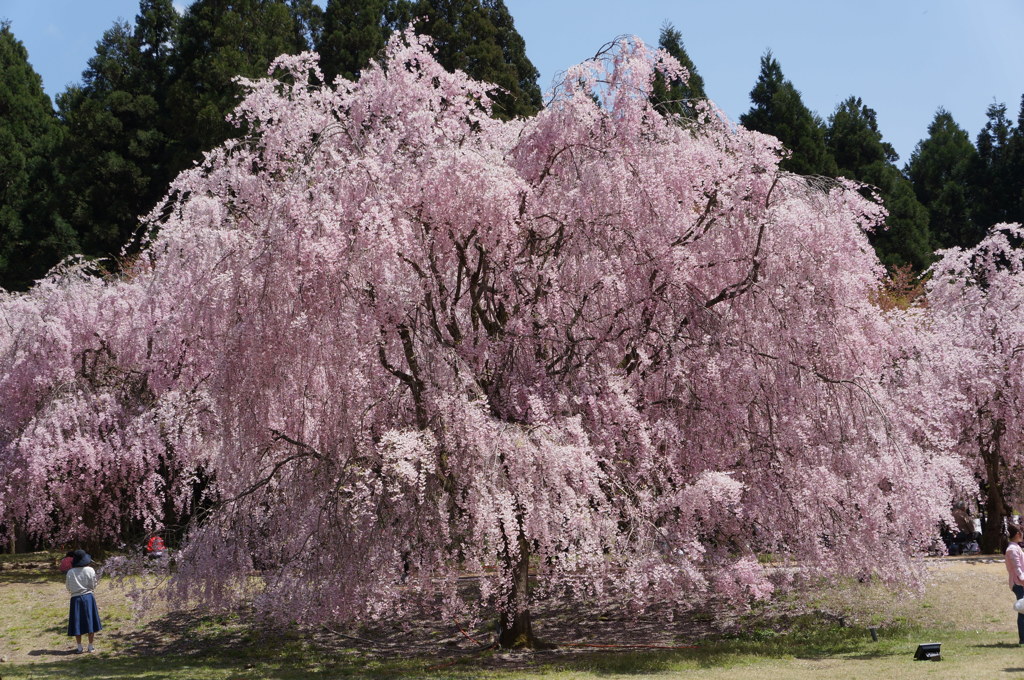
top-left (1008, 523), bottom-right (1023, 539)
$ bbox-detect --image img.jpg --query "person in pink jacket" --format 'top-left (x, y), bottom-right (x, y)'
top-left (1005, 523), bottom-right (1024, 644)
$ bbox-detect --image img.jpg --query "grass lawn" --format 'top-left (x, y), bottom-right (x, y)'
top-left (2, 553), bottom-right (1022, 679)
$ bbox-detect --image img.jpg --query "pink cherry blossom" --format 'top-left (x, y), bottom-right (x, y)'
top-left (0, 32), bottom-right (970, 645)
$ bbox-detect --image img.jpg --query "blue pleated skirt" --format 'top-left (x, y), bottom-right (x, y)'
top-left (67, 593), bottom-right (102, 636)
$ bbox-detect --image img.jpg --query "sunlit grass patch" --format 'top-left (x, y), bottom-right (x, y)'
top-left (2, 554), bottom-right (1022, 679)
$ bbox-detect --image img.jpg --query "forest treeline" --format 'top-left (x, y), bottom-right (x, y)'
top-left (1, 0), bottom-right (1022, 291)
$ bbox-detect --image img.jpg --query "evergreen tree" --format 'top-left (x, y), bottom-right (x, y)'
top-left (403, 0), bottom-right (542, 118)
top-left (970, 101), bottom-right (1018, 230)
top-left (826, 96), bottom-right (895, 172)
top-left (318, 0), bottom-right (540, 117)
top-left (318, 0), bottom-right (394, 84)
top-left (289, 0), bottom-right (325, 57)
top-left (826, 96), bottom-right (932, 270)
top-left (740, 51), bottom-right (836, 177)
top-left (906, 109), bottom-right (979, 249)
top-left (56, 0), bottom-right (179, 263)
top-left (649, 22), bottom-right (706, 118)
top-left (136, 0), bottom-right (178, 73)
top-left (0, 21), bottom-right (76, 290)
top-left (1011, 96), bottom-right (1024, 224)
top-left (861, 168), bottom-right (933, 271)
top-left (167, 0), bottom-right (307, 168)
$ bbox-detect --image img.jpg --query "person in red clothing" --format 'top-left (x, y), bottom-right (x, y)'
top-left (145, 536), bottom-right (167, 559)
top-left (1005, 523), bottom-right (1024, 645)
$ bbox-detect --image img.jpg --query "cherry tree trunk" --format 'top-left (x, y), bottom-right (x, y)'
top-left (981, 418), bottom-right (1008, 554)
top-left (8, 522), bottom-right (29, 554)
top-left (497, 533), bottom-right (538, 649)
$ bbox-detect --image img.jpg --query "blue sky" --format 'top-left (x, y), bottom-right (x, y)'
top-left (3, 0), bottom-right (1023, 163)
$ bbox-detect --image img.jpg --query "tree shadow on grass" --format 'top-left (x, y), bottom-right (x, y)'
top-left (2, 571), bottom-right (914, 679)
top-left (513, 628), bottom-right (898, 677)
top-left (524, 648), bottom-right (698, 677)
top-left (0, 570), bottom-right (63, 585)
top-left (972, 642), bottom-right (1021, 649)
top-left (4, 613), bottom-right (908, 679)
top-left (7, 610), bottom-right (429, 680)
top-left (104, 604), bottom-right (696, 677)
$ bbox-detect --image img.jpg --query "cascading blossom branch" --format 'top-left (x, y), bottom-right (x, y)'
top-left (920, 223), bottom-right (1024, 549)
top-left (0, 30), bottom-right (967, 645)
top-left (0, 264), bottom-right (216, 548)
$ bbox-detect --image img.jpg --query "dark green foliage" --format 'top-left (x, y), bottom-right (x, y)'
top-left (317, 0), bottom-right (541, 117)
top-left (167, 0), bottom-right (308, 169)
top-left (969, 99), bottom-right (1024, 231)
top-left (906, 109), bottom-right (980, 249)
top-left (289, 0), bottom-right (325, 53)
top-left (0, 22), bottom-right (77, 290)
top-left (858, 165), bottom-right (933, 271)
top-left (740, 51), bottom-right (836, 177)
top-left (135, 0), bottom-right (178, 72)
top-left (56, 0), bottom-right (179, 264)
top-left (1012, 97), bottom-right (1024, 226)
top-left (826, 96), bottom-right (896, 172)
top-left (649, 22), bottom-right (706, 119)
top-left (402, 0), bottom-right (542, 118)
top-left (4, 0), bottom-right (542, 288)
top-left (826, 96), bottom-right (933, 270)
top-left (1014, 96), bottom-right (1024, 219)
top-left (318, 0), bottom-right (394, 84)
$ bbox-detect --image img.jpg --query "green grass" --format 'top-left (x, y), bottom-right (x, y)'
top-left (2, 629), bottom-right (1018, 679)
top-left (2, 554), bottom-right (1021, 679)
top-left (0, 550), bottom-right (60, 565)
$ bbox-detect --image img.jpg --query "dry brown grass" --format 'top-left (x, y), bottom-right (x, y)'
top-left (808, 555), bottom-right (1012, 632)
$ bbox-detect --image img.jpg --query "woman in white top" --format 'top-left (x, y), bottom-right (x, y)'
top-left (65, 549), bottom-right (102, 653)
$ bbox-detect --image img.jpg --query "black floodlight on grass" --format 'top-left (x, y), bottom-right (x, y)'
top-left (914, 642), bottom-right (941, 661)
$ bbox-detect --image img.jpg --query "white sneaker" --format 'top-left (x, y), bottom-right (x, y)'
top-left (75, 644), bottom-right (83, 654)
top-left (87, 644), bottom-right (95, 653)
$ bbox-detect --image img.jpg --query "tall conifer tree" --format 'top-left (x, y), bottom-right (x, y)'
top-left (1011, 96), bottom-right (1024, 225)
top-left (740, 51), bottom-right (836, 177)
top-left (0, 21), bottom-right (76, 290)
top-left (970, 98), bottom-right (1024, 230)
top-left (649, 22), bottom-right (705, 118)
top-left (318, 0), bottom-right (541, 117)
top-left (906, 109), bottom-right (979, 249)
top-left (402, 0), bottom-right (542, 118)
top-left (57, 0), bottom-right (180, 263)
top-left (289, 0), bottom-right (325, 52)
top-left (826, 96), bottom-right (932, 270)
top-left (318, 0), bottom-right (394, 84)
top-left (167, 0), bottom-right (307, 168)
